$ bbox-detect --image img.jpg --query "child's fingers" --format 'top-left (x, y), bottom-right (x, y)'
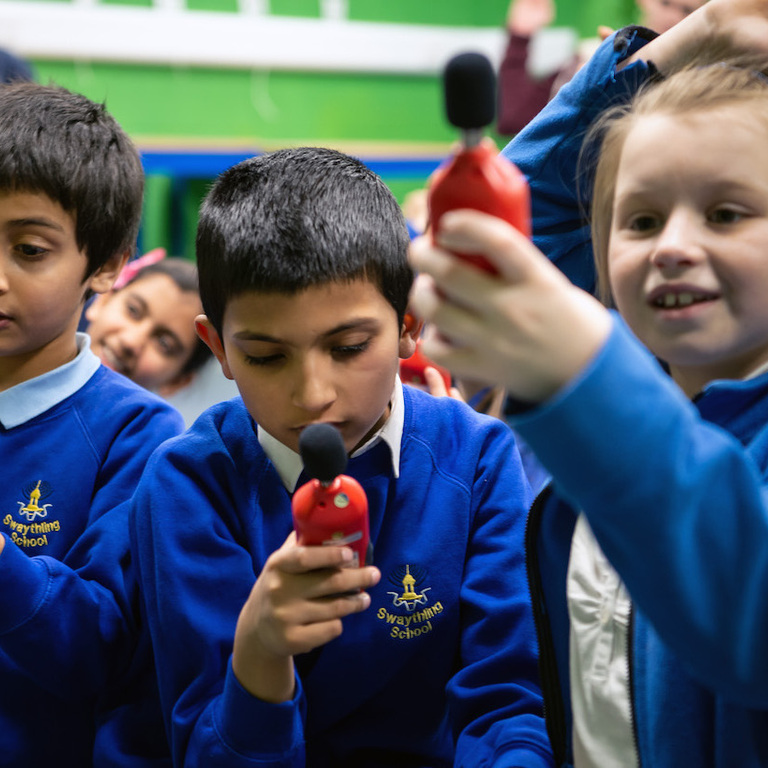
top-left (408, 239), bottom-right (501, 323)
top-left (269, 593), bottom-right (371, 656)
top-left (424, 366), bottom-right (450, 397)
top-left (409, 276), bottom-right (489, 356)
top-left (248, 562), bottom-right (379, 656)
top-left (432, 209), bottom-right (550, 284)
top-left (282, 592), bottom-right (371, 651)
top-left (303, 565), bottom-right (381, 600)
top-left (273, 535), bottom-right (357, 574)
top-left (419, 326), bottom-right (498, 386)
top-left (597, 25), bottom-right (614, 40)
top-left (273, 572), bottom-right (379, 654)
top-left (424, 365), bottom-right (448, 396)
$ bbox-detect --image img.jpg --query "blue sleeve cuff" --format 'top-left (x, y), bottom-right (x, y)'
top-left (214, 658), bottom-right (305, 759)
top-left (0, 536), bottom-right (52, 634)
top-left (509, 314), bottom-right (686, 498)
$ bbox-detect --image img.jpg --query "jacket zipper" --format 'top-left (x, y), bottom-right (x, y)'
top-left (627, 603), bottom-right (641, 766)
top-left (525, 483), bottom-right (569, 766)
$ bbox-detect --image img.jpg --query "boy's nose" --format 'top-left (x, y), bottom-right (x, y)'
top-left (292, 358), bottom-right (336, 413)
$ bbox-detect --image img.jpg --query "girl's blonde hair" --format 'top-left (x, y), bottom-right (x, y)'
top-left (587, 62), bottom-right (768, 305)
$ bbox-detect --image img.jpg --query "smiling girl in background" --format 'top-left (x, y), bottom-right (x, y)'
top-left (86, 255), bottom-right (237, 424)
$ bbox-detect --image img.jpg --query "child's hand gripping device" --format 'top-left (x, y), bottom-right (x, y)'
top-left (292, 423), bottom-right (371, 567)
top-left (428, 52), bottom-right (531, 274)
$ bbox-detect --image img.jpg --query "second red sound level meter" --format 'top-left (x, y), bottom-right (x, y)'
top-left (428, 52), bottom-right (531, 274)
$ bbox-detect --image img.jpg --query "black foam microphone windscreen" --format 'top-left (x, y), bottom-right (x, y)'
top-left (299, 423), bottom-right (348, 483)
top-left (443, 52), bottom-right (496, 130)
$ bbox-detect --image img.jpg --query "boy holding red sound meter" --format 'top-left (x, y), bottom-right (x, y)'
top-left (292, 423), bottom-right (371, 569)
top-left (130, 145), bottom-right (551, 767)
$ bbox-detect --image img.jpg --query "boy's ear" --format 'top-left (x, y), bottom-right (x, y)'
top-left (399, 311), bottom-right (423, 359)
top-left (88, 249), bottom-right (131, 295)
top-left (195, 315), bottom-right (234, 381)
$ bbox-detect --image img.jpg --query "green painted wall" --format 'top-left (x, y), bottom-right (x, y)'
top-left (556, 0), bottom-right (640, 37)
top-left (33, 62), bottom-right (451, 145)
top-left (28, 0), bottom-right (639, 258)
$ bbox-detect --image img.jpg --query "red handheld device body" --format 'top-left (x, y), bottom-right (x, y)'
top-left (399, 339), bottom-right (452, 391)
top-left (292, 475), bottom-right (370, 568)
top-left (428, 141), bottom-right (531, 275)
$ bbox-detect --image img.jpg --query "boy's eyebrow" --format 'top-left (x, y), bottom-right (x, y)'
top-left (233, 318), bottom-right (381, 343)
top-left (7, 217), bottom-right (67, 232)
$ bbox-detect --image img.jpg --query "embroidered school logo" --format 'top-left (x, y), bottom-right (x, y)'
top-left (376, 564), bottom-right (444, 641)
top-left (17, 480), bottom-right (53, 521)
top-left (386, 564), bottom-right (431, 611)
top-left (3, 480), bottom-right (61, 548)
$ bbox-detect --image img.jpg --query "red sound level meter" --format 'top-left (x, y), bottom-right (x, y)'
top-left (428, 52), bottom-right (531, 274)
top-left (292, 423), bottom-right (370, 567)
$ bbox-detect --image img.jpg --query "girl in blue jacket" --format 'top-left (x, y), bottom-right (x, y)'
top-left (409, 0), bottom-right (768, 765)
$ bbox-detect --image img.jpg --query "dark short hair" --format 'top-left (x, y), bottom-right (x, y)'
top-left (196, 147), bottom-right (412, 334)
top-left (125, 257), bottom-right (211, 376)
top-left (0, 82), bottom-right (143, 278)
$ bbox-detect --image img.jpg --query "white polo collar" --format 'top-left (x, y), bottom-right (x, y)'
top-left (258, 377), bottom-right (404, 492)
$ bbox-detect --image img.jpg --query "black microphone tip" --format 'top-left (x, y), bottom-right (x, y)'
top-left (299, 423), bottom-right (348, 483)
top-left (443, 51), bottom-right (496, 130)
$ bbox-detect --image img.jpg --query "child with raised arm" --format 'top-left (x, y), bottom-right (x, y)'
top-left (130, 146), bottom-right (553, 767)
top-left (0, 82), bottom-right (184, 765)
top-left (409, 1), bottom-right (768, 764)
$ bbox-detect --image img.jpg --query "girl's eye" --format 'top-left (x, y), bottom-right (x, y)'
top-left (332, 340), bottom-right (370, 359)
top-left (627, 214), bottom-right (659, 233)
top-left (244, 354), bottom-right (284, 367)
top-left (125, 302), bottom-right (143, 320)
top-left (709, 208), bottom-right (744, 225)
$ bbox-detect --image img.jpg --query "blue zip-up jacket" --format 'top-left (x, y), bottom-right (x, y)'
top-left (502, 27), bottom-right (768, 767)
top-left (516, 317), bottom-right (768, 767)
top-left (130, 387), bottom-right (554, 768)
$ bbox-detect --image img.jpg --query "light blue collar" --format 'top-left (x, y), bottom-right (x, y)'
top-left (0, 333), bottom-right (101, 429)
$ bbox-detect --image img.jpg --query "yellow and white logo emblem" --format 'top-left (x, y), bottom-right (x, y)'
top-left (3, 480), bottom-right (61, 548)
top-left (377, 564), bottom-right (444, 640)
top-left (17, 480), bottom-right (52, 521)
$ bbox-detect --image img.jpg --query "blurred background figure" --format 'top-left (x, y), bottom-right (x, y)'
top-left (497, 0), bottom-right (706, 135)
top-left (0, 47), bottom-right (34, 84)
top-left (85, 253), bottom-right (238, 427)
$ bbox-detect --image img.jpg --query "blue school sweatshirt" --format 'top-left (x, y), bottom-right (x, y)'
top-left (0, 339), bottom-right (183, 766)
top-left (131, 385), bottom-right (554, 768)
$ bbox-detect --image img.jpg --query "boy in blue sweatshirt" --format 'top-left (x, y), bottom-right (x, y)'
top-left (0, 83), bottom-right (183, 766)
top-left (130, 146), bottom-right (553, 767)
